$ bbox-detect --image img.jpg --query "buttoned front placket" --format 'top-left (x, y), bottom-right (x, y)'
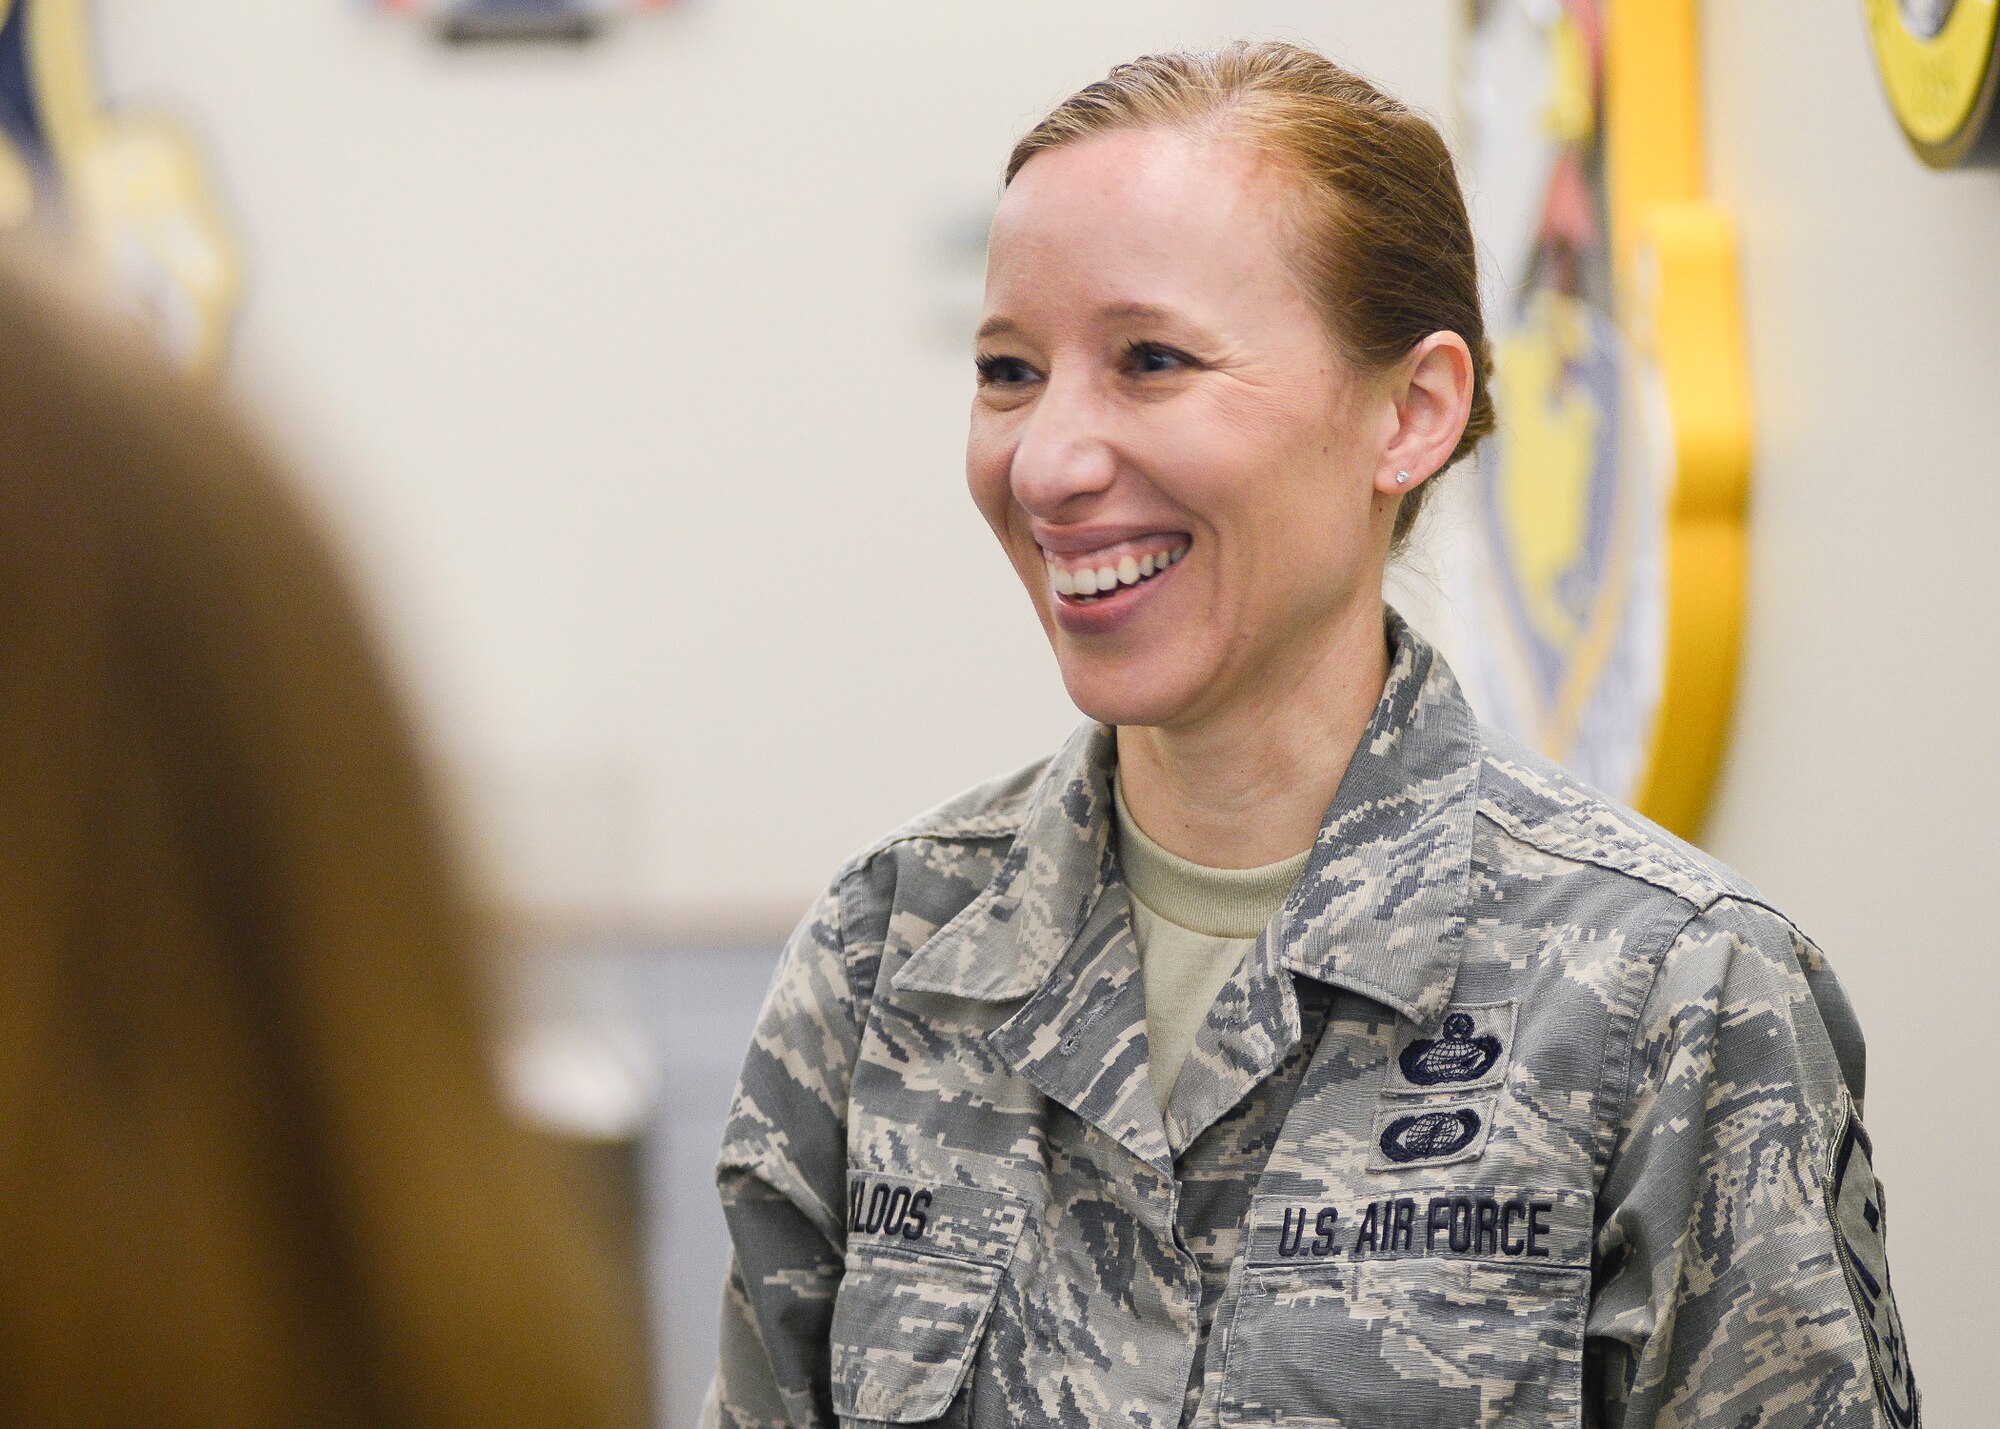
top-left (983, 880), bottom-right (1206, 1428)
top-left (892, 715), bottom-right (1224, 1428)
top-left (1160, 927), bottom-right (1342, 1427)
top-left (986, 877), bottom-right (1355, 1429)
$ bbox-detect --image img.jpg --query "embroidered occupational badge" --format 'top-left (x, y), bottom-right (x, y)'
top-left (1374, 1105), bottom-right (1493, 1172)
top-left (1828, 1096), bottom-right (1919, 1426)
top-left (1379, 1108), bottom-right (1480, 1164)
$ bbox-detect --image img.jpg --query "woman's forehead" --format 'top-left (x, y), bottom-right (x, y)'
top-left (984, 130), bottom-right (1307, 332)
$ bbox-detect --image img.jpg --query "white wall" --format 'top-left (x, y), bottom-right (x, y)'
top-left (95, 0), bottom-right (1453, 934)
top-left (1699, 6), bottom-right (2000, 1419)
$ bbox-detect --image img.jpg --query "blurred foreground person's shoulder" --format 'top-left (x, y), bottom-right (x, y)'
top-left (0, 241), bottom-right (647, 1429)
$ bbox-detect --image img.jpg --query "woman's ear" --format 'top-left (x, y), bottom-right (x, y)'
top-left (1371, 331), bottom-right (1475, 497)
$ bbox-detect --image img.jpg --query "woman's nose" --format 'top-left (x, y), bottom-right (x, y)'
top-left (1007, 376), bottom-right (1118, 517)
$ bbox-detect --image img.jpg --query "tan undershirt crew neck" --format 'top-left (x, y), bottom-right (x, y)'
top-left (1111, 771), bottom-right (1312, 1114)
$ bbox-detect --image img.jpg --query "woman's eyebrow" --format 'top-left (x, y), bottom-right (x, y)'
top-left (976, 302), bottom-right (1194, 343)
top-left (1098, 301), bottom-right (1181, 324)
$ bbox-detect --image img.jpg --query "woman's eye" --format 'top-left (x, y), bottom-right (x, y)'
top-left (975, 354), bottom-right (1036, 386)
top-left (1124, 341), bottom-right (1192, 374)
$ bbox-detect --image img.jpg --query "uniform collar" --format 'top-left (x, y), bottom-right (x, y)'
top-left (894, 607), bottom-right (1479, 1024)
top-left (891, 715), bottom-right (1117, 1002)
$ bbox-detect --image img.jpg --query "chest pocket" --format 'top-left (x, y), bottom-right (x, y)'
top-left (1217, 1190), bottom-right (1590, 1428)
top-left (831, 1172), bottom-right (1029, 1427)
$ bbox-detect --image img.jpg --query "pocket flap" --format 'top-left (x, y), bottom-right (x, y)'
top-left (832, 1174), bottom-right (1028, 1423)
top-left (1219, 1255), bottom-right (1589, 1426)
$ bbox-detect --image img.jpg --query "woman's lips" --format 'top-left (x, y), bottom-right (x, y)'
top-left (1042, 537), bottom-right (1189, 632)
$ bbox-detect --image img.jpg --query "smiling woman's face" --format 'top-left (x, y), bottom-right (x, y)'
top-left (968, 126), bottom-right (1402, 732)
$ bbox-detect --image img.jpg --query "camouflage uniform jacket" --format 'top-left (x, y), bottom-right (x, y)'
top-left (704, 611), bottom-right (1916, 1429)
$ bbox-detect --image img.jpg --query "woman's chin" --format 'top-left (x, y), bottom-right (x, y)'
top-left (1056, 659), bottom-right (1203, 730)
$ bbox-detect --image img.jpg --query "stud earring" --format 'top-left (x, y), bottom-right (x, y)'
top-left (1395, 470), bottom-right (1412, 486)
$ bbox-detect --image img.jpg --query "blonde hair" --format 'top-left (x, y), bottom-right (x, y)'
top-left (0, 245), bottom-right (646, 1429)
top-left (1008, 40), bottom-right (1495, 550)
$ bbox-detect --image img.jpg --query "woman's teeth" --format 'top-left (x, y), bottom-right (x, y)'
top-left (1047, 543), bottom-right (1187, 601)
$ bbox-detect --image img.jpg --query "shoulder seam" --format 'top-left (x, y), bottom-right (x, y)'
top-left (1476, 799), bottom-right (1727, 914)
top-left (1595, 898), bottom-right (1711, 1195)
top-left (829, 860), bottom-right (872, 1057)
top-left (822, 814), bottom-right (1025, 896)
top-left (1701, 891), bottom-right (1821, 950)
top-left (854, 797), bottom-right (1034, 864)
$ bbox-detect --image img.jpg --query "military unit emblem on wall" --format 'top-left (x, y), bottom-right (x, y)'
top-left (1450, 0), bottom-right (1750, 838)
top-left (0, 0), bottom-right (241, 370)
top-left (1865, 0), bottom-right (2000, 167)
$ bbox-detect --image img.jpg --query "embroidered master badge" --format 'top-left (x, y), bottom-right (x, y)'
top-left (1386, 1000), bottom-right (1517, 1094)
top-left (1400, 1013), bottom-right (1502, 1085)
top-left (1829, 1096), bottom-right (1919, 1426)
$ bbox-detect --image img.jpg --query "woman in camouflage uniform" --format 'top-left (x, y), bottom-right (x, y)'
top-left (703, 41), bottom-right (1915, 1429)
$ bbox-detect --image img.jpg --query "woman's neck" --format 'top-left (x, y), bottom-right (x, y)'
top-left (1114, 597), bottom-right (1390, 869)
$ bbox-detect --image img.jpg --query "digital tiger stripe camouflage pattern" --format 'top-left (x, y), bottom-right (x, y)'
top-left (702, 611), bottom-right (1914, 1428)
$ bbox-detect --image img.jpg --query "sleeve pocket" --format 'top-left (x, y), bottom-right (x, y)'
top-left (830, 1174), bottom-right (1027, 1425)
